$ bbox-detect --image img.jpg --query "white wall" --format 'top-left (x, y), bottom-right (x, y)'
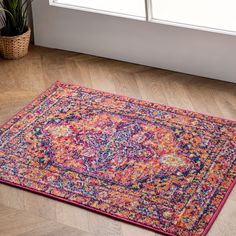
top-left (32, 0), bottom-right (236, 83)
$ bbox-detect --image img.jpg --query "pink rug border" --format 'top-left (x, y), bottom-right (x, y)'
top-left (0, 179), bottom-right (175, 236)
top-left (0, 81), bottom-right (235, 236)
top-left (59, 81), bottom-right (236, 123)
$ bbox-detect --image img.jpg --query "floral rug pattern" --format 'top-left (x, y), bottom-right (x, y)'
top-left (0, 81), bottom-right (235, 236)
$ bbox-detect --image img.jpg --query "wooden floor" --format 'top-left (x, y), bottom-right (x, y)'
top-left (0, 46), bottom-right (235, 236)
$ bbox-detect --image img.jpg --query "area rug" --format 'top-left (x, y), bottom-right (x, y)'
top-left (0, 81), bottom-right (235, 236)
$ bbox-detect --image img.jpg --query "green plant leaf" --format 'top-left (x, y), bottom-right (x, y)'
top-left (0, 0), bottom-right (34, 36)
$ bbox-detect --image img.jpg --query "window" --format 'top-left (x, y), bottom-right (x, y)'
top-left (50, 0), bottom-right (236, 35)
top-left (51, 0), bottom-right (146, 20)
top-left (151, 0), bottom-right (236, 33)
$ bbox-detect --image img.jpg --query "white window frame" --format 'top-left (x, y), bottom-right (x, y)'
top-left (49, 0), bottom-right (236, 36)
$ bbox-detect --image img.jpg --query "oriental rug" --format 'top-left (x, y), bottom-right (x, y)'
top-left (0, 81), bottom-right (235, 236)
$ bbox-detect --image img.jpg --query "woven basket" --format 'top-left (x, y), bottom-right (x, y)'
top-left (0, 28), bottom-right (31, 60)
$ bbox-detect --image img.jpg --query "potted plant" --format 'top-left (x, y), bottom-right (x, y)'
top-left (0, 0), bottom-right (33, 59)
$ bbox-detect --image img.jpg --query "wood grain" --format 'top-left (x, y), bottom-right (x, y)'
top-left (0, 45), bottom-right (235, 236)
